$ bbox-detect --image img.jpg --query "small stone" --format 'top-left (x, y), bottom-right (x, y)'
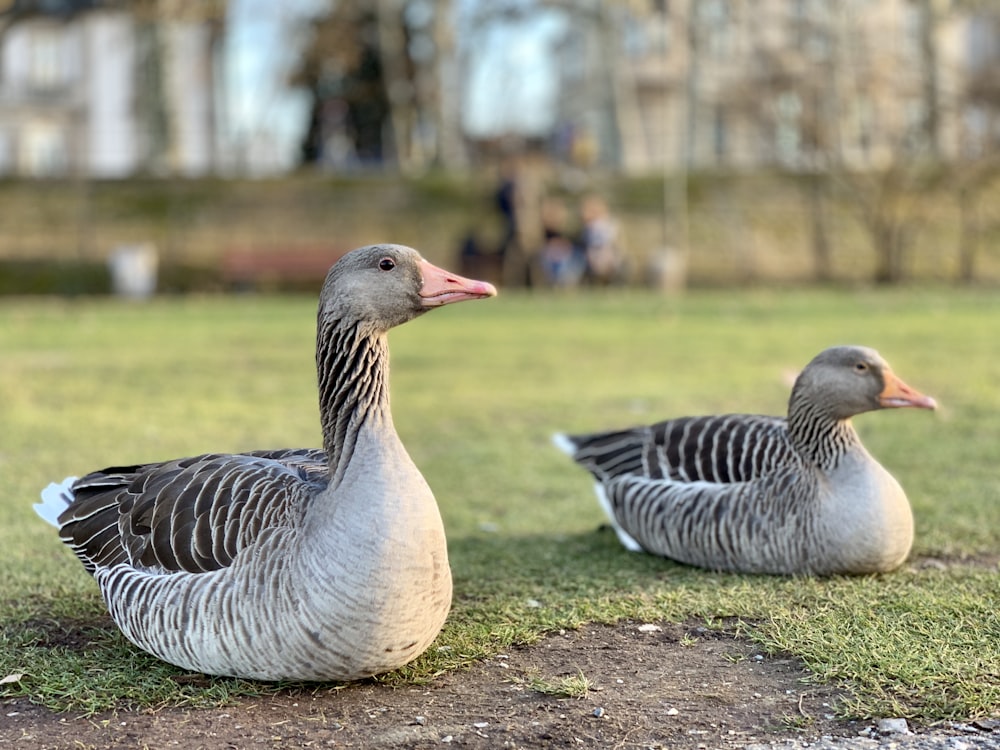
top-left (592, 707), bottom-right (605, 718)
top-left (473, 722), bottom-right (489, 728)
top-left (665, 707), bottom-right (679, 716)
top-left (525, 599), bottom-right (542, 608)
top-left (441, 736), bottom-right (453, 744)
top-left (877, 718), bottom-right (910, 735)
top-left (947, 722), bottom-right (980, 734)
top-left (637, 623), bottom-right (662, 633)
top-left (414, 716), bottom-right (426, 726)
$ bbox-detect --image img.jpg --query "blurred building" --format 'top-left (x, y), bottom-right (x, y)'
top-left (0, 0), bottom-right (221, 178)
top-left (553, 0), bottom-right (1000, 174)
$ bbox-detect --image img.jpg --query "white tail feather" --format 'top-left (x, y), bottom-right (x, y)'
top-left (552, 432), bottom-right (642, 551)
top-left (593, 482), bottom-right (643, 552)
top-left (34, 477), bottom-right (77, 528)
top-left (551, 433), bottom-right (577, 457)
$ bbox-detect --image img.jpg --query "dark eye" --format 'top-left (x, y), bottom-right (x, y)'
top-left (378, 257), bottom-right (396, 271)
top-left (854, 362), bottom-right (868, 372)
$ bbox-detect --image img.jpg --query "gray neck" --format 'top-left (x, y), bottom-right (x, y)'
top-left (787, 394), bottom-right (860, 469)
top-left (315, 316), bottom-right (390, 483)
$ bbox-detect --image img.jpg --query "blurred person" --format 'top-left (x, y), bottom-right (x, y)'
top-left (579, 193), bottom-right (624, 285)
top-left (494, 157), bottom-right (521, 261)
top-left (539, 195), bottom-right (584, 287)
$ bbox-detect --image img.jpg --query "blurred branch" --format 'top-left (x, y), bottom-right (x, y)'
top-left (291, 0), bottom-right (456, 172)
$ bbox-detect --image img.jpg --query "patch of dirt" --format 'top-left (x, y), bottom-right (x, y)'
top-left (19, 617), bottom-right (111, 651)
top-left (1, 621), bottom-right (869, 749)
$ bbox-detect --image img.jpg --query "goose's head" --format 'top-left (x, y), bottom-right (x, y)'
top-left (791, 345), bottom-right (937, 421)
top-left (319, 244), bottom-right (497, 331)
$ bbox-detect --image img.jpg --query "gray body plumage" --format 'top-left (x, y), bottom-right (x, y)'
top-left (35, 244), bottom-right (495, 680)
top-left (555, 346), bottom-right (935, 576)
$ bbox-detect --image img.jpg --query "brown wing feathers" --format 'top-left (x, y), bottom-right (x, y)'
top-left (58, 451), bottom-right (329, 576)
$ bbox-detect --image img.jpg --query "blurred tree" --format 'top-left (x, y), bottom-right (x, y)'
top-left (730, 1), bottom-right (949, 284)
top-left (293, 2), bottom-right (389, 166)
top-left (291, 0), bottom-right (456, 172)
top-left (952, 3), bottom-right (1000, 283)
top-left (722, 3), bottom-right (838, 281)
top-left (828, 1), bottom-right (930, 284)
top-left (124, 0), bottom-right (227, 175)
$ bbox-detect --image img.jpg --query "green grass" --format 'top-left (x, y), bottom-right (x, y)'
top-left (517, 669), bottom-right (593, 699)
top-left (1, 287), bottom-right (999, 719)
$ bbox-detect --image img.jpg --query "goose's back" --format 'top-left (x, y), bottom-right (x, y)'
top-left (562, 414), bottom-right (837, 574)
top-left (567, 413), bottom-right (796, 483)
top-left (58, 449), bottom-right (328, 576)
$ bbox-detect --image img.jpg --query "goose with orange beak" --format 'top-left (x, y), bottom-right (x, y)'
top-left (555, 345), bottom-right (936, 576)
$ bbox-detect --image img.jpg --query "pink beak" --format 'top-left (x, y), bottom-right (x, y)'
top-left (418, 259), bottom-right (497, 307)
top-left (878, 370), bottom-right (937, 410)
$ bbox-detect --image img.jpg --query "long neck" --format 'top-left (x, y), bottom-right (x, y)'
top-left (787, 392), bottom-right (861, 469)
top-left (316, 316), bottom-right (390, 482)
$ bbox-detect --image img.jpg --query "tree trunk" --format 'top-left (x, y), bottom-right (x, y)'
top-left (917, 0), bottom-right (940, 158)
top-left (957, 186), bottom-right (979, 284)
top-left (802, 174), bottom-right (832, 282)
top-left (873, 219), bottom-right (909, 284)
top-left (376, 0), bottom-right (409, 171)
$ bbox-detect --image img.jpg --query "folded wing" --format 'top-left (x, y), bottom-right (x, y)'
top-left (57, 449), bottom-right (328, 575)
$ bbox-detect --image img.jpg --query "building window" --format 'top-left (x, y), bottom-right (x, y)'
top-left (20, 121), bottom-right (67, 176)
top-left (698, 0), bottom-right (733, 59)
top-left (28, 26), bottom-right (66, 89)
top-left (904, 98), bottom-right (928, 152)
top-left (775, 92), bottom-right (802, 165)
top-left (852, 96), bottom-right (874, 160)
top-left (792, 0), bottom-right (830, 59)
top-left (967, 12), bottom-right (1000, 72)
top-left (0, 130), bottom-right (11, 175)
top-left (901, 2), bottom-right (922, 63)
top-left (713, 105), bottom-right (728, 163)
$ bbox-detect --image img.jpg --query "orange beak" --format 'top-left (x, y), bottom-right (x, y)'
top-left (879, 370), bottom-right (937, 410)
top-left (418, 259), bottom-right (497, 307)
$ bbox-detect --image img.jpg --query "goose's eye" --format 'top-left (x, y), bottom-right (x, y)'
top-left (378, 257), bottom-right (396, 271)
top-left (854, 362), bottom-right (868, 373)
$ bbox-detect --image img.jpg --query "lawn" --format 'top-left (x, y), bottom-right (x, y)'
top-left (1, 286), bottom-right (998, 719)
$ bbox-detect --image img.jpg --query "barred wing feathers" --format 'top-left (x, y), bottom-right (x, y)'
top-left (57, 449), bottom-right (329, 576)
top-left (561, 414), bottom-right (798, 484)
top-left (557, 414), bottom-right (821, 572)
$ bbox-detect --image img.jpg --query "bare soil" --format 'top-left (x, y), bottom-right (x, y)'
top-left (2, 620), bottom-right (869, 750)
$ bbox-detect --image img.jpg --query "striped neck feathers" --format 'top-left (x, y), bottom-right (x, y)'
top-left (786, 394), bottom-right (861, 470)
top-left (316, 316), bottom-right (391, 480)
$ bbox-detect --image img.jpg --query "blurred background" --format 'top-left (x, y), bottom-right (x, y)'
top-left (0, 0), bottom-right (999, 294)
